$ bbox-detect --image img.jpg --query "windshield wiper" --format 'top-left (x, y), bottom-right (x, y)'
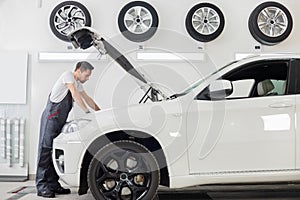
top-left (168, 93), bottom-right (186, 100)
top-left (139, 86), bottom-right (162, 103)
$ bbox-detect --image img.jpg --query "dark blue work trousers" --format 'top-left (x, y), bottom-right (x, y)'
top-left (36, 91), bottom-right (73, 192)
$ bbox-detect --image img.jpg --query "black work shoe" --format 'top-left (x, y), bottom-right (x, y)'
top-left (37, 190), bottom-right (55, 198)
top-left (53, 186), bottom-right (71, 194)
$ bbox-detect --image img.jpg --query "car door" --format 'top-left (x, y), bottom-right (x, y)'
top-left (291, 59), bottom-right (300, 168)
top-left (187, 59), bottom-right (296, 174)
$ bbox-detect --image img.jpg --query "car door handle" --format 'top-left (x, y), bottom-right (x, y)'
top-left (172, 113), bottom-right (182, 117)
top-left (269, 103), bottom-right (293, 108)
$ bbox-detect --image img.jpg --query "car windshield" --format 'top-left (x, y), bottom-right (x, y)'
top-left (175, 60), bottom-right (238, 97)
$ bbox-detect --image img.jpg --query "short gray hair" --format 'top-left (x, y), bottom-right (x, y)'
top-left (75, 61), bottom-right (94, 72)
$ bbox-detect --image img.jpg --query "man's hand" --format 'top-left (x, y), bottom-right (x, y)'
top-left (80, 91), bottom-right (101, 111)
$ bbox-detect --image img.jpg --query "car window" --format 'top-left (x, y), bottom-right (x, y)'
top-left (196, 60), bottom-right (290, 100)
top-left (270, 79), bottom-right (286, 95)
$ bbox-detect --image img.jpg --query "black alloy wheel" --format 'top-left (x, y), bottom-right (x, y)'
top-left (49, 1), bottom-right (92, 42)
top-left (88, 140), bottom-right (160, 200)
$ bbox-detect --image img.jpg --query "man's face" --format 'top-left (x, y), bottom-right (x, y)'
top-left (78, 69), bottom-right (92, 83)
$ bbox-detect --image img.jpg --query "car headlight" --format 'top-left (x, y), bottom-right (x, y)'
top-left (62, 119), bottom-right (91, 134)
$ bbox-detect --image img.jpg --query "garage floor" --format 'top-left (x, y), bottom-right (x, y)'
top-left (2, 180), bottom-right (300, 200)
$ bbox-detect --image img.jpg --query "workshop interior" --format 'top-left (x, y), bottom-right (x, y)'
top-left (1, 0), bottom-right (300, 200)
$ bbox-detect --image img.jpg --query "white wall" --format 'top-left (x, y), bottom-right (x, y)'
top-left (0, 0), bottom-right (299, 176)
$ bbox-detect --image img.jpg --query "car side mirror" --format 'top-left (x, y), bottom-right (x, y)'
top-left (209, 80), bottom-right (233, 100)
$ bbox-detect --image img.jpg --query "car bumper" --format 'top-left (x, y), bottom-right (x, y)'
top-left (52, 131), bottom-right (85, 187)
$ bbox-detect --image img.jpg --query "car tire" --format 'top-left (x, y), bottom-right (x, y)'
top-left (118, 1), bottom-right (159, 42)
top-left (248, 2), bottom-right (293, 46)
top-left (49, 1), bottom-right (92, 42)
top-left (88, 140), bottom-right (160, 200)
top-left (185, 3), bottom-right (225, 42)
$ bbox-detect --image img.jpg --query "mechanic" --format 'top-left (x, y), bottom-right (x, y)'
top-left (36, 61), bottom-right (100, 198)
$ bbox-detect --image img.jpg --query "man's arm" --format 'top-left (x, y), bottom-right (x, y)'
top-left (80, 91), bottom-right (101, 111)
top-left (66, 83), bottom-right (90, 113)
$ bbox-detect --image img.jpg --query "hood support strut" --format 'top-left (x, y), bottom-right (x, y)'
top-left (100, 38), bottom-right (148, 84)
top-left (68, 27), bottom-right (167, 102)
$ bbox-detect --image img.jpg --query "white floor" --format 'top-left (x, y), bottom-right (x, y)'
top-left (0, 180), bottom-right (34, 200)
top-left (0, 180), bottom-right (94, 200)
top-left (2, 180), bottom-right (300, 200)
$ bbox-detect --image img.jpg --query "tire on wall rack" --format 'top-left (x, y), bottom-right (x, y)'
top-left (118, 1), bottom-right (159, 42)
top-left (49, 1), bottom-right (92, 42)
top-left (248, 1), bottom-right (293, 46)
top-left (185, 3), bottom-right (225, 42)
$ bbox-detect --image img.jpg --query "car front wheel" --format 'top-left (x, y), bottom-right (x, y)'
top-left (88, 140), bottom-right (160, 200)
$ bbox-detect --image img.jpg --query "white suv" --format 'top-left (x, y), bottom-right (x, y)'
top-left (53, 27), bottom-right (300, 200)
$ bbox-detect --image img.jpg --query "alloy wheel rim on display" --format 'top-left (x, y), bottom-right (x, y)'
top-left (257, 6), bottom-right (288, 37)
top-left (124, 6), bottom-right (153, 34)
top-left (192, 7), bottom-right (221, 35)
top-left (54, 4), bottom-right (87, 37)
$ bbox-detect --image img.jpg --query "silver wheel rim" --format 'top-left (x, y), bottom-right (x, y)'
top-left (124, 6), bottom-right (153, 34)
top-left (257, 6), bottom-right (288, 37)
top-left (192, 7), bottom-right (221, 35)
top-left (54, 5), bottom-right (87, 36)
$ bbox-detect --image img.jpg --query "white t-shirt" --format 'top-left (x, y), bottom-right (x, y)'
top-left (50, 71), bottom-right (84, 103)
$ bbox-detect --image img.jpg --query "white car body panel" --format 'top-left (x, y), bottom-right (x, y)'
top-left (187, 95), bottom-right (296, 173)
top-left (53, 51), bottom-right (300, 190)
top-left (54, 100), bottom-right (191, 186)
top-left (296, 95), bottom-right (300, 168)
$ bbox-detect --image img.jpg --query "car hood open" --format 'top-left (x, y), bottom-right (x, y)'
top-left (67, 27), bottom-right (168, 102)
